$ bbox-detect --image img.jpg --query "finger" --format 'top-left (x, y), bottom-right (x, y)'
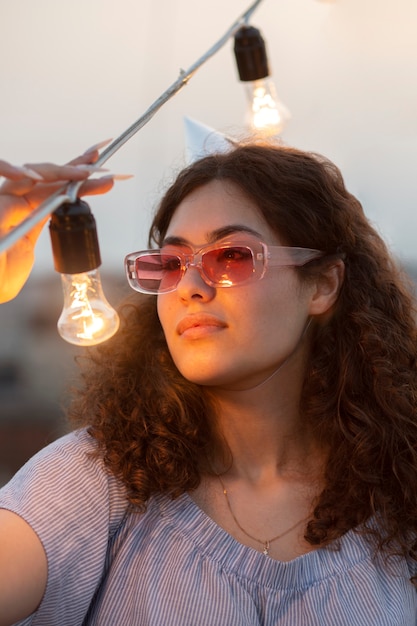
top-left (0, 177), bottom-right (37, 196)
top-left (0, 163), bottom-right (107, 197)
top-left (22, 174), bottom-right (116, 206)
top-left (0, 164), bottom-right (90, 195)
top-left (78, 175), bottom-right (115, 196)
top-left (79, 174), bottom-right (133, 195)
top-left (69, 139), bottom-right (113, 166)
top-left (83, 139), bottom-right (113, 154)
top-left (68, 152), bottom-right (100, 167)
top-left (0, 160), bottom-right (43, 182)
top-left (82, 138), bottom-right (113, 160)
top-left (22, 162), bottom-right (94, 183)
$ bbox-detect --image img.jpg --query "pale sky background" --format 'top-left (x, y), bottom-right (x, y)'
top-left (1, 0), bottom-right (416, 281)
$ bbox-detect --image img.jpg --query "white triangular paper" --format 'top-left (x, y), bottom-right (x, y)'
top-left (184, 117), bottom-right (235, 164)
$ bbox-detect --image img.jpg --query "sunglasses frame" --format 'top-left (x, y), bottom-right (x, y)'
top-left (124, 239), bottom-right (325, 295)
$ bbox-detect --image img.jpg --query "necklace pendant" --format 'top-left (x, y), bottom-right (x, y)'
top-left (263, 541), bottom-right (270, 556)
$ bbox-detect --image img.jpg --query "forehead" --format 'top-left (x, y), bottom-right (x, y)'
top-left (165, 179), bottom-right (280, 245)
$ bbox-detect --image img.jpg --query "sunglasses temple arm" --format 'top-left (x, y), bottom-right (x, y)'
top-left (266, 249), bottom-right (325, 267)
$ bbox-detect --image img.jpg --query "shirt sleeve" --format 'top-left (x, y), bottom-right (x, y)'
top-left (0, 428), bottom-right (128, 626)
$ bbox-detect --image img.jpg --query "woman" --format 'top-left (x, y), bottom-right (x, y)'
top-left (1, 143), bottom-right (417, 624)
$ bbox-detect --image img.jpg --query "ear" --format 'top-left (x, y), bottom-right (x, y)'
top-left (308, 259), bottom-right (345, 317)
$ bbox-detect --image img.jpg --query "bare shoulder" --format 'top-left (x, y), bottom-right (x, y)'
top-left (0, 508), bottom-right (47, 626)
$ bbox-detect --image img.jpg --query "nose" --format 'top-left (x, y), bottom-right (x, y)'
top-left (176, 262), bottom-right (215, 302)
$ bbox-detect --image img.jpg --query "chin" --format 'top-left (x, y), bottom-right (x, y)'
top-left (176, 364), bottom-right (230, 387)
top-left (178, 367), bottom-right (250, 390)
top-left (181, 372), bottom-right (225, 387)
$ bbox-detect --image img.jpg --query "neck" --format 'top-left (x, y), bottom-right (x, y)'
top-left (216, 407), bottom-right (318, 482)
top-left (211, 356), bottom-right (317, 482)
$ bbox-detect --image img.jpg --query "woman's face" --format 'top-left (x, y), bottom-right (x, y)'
top-left (157, 179), bottom-right (317, 391)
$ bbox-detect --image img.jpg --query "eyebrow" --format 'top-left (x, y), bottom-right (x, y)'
top-left (162, 224), bottom-right (264, 247)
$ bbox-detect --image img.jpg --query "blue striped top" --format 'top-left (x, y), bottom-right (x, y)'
top-left (0, 429), bottom-right (416, 625)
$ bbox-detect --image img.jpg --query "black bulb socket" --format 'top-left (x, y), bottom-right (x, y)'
top-left (49, 199), bottom-right (101, 274)
top-left (234, 25), bottom-right (270, 82)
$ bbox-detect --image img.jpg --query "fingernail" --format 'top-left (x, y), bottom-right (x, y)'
top-left (83, 138), bottom-right (113, 154)
top-left (18, 166), bottom-right (44, 181)
top-left (76, 164), bottom-right (110, 173)
top-left (97, 174), bottom-right (134, 183)
top-left (112, 174), bottom-right (134, 180)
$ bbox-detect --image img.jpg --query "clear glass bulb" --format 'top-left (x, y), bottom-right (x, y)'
top-left (57, 269), bottom-right (120, 346)
top-left (245, 77), bottom-right (291, 136)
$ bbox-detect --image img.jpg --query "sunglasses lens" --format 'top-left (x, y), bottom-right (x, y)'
top-left (135, 253), bottom-right (181, 293)
top-left (203, 246), bottom-right (255, 286)
top-left (131, 245), bottom-right (257, 293)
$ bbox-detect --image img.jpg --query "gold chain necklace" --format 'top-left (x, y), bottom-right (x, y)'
top-left (217, 474), bottom-right (306, 556)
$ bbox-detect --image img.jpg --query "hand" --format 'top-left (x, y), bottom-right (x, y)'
top-left (0, 142), bottom-right (116, 303)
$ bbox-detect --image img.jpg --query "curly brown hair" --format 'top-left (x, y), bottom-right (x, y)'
top-left (69, 144), bottom-right (417, 564)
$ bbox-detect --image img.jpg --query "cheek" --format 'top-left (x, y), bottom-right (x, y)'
top-left (252, 277), bottom-right (311, 331)
top-left (156, 295), bottom-right (173, 338)
top-left (156, 297), bottom-right (166, 330)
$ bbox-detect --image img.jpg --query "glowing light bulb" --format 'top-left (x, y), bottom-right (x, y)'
top-left (57, 269), bottom-right (119, 346)
top-left (234, 25), bottom-right (290, 137)
top-left (49, 199), bottom-right (120, 346)
top-left (244, 77), bottom-right (290, 136)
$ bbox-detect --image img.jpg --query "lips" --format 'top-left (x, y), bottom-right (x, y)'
top-left (176, 313), bottom-right (227, 337)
